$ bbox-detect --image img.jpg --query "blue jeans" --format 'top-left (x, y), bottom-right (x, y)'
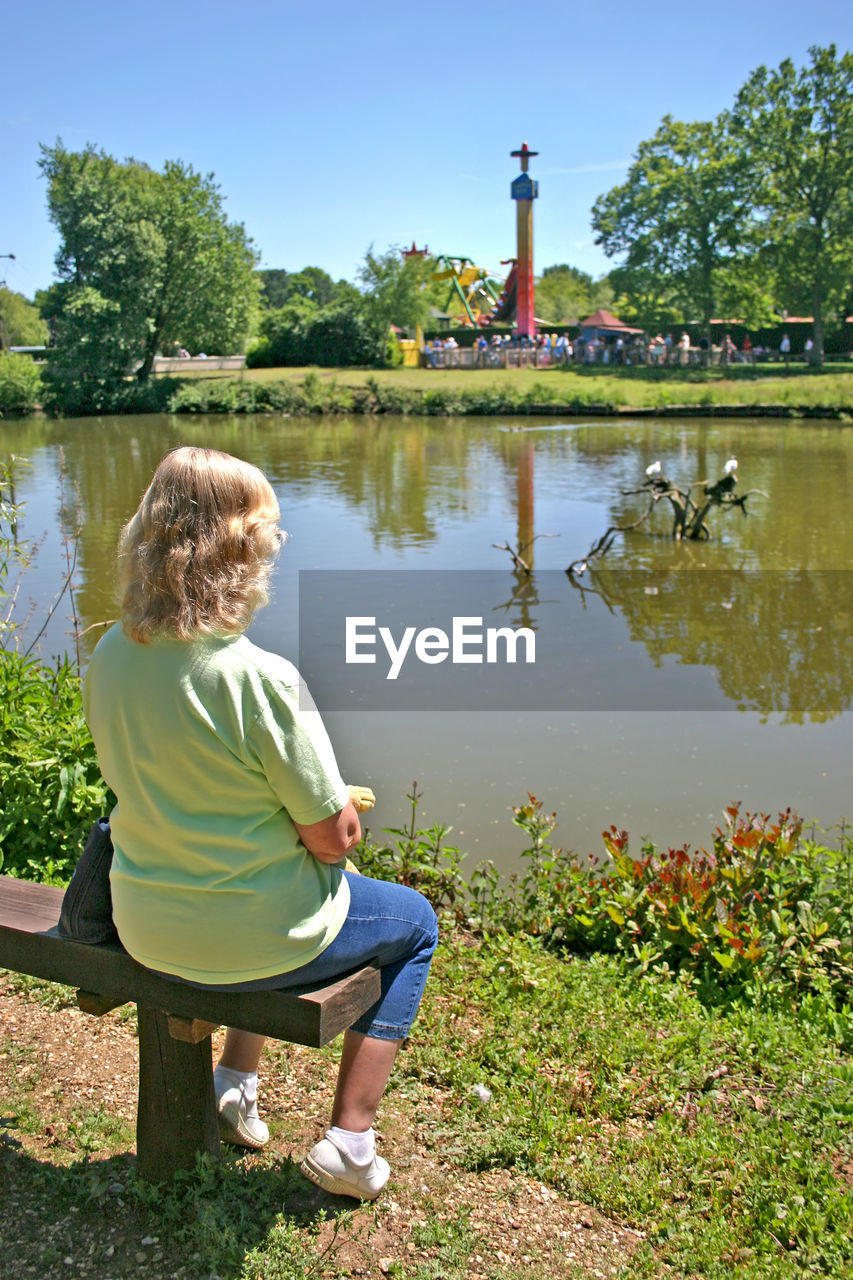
top-left (159, 873), bottom-right (439, 1041)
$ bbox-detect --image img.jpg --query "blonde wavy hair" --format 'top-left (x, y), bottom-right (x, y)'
top-left (119, 447), bottom-right (283, 642)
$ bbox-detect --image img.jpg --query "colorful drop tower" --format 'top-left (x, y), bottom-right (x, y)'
top-left (510, 142), bottom-right (538, 339)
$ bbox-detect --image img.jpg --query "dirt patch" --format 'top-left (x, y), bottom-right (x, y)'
top-left (0, 980), bottom-right (645, 1278)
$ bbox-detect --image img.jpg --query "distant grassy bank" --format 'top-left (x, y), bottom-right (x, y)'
top-left (6, 355), bottom-right (853, 419)
top-left (160, 363), bottom-right (853, 419)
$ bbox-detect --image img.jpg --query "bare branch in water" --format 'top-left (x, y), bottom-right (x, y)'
top-left (492, 533), bottom-right (559, 575)
top-left (567, 469), bottom-right (766, 572)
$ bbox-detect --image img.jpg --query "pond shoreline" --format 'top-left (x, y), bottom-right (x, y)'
top-left (6, 362), bottom-right (853, 420)
top-left (525, 401), bottom-right (852, 419)
top-left (9, 401), bottom-right (851, 421)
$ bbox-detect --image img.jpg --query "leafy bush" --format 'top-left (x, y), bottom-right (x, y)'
top-left (359, 788), bottom-right (853, 1036)
top-left (364, 376), bottom-right (418, 415)
top-left (0, 651), bottom-right (112, 883)
top-left (475, 797), bottom-right (853, 1022)
top-left (41, 365), bottom-right (177, 417)
top-left (0, 353), bottom-right (43, 416)
top-left (357, 783), bottom-right (467, 917)
top-left (167, 375), bottom-right (361, 416)
top-left (248, 299), bottom-right (382, 368)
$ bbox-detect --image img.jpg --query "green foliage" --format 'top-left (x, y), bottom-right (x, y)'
top-left (732, 44), bottom-right (853, 363)
top-left (0, 353), bottom-right (42, 417)
top-left (249, 249), bottom-right (441, 370)
top-left (0, 286), bottom-right (48, 351)
top-left (359, 786), bottom-right (853, 1039)
top-left (302, 300), bottom-right (381, 366)
top-left (247, 296), bottom-right (319, 366)
top-left (534, 263), bottom-right (613, 324)
top-left (608, 278), bottom-right (685, 335)
top-left (1, 453), bottom-right (108, 876)
top-left (258, 265), bottom-right (355, 310)
top-left (482, 798), bottom-right (853, 1033)
top-left (248, 297), bottom-right (381, 368)
top-left (166, 374), bottom-right (355, 415)
top-left (0, 651), bottom-right (112, 882)
top-left (357, 782), bottom-right (467, 917)
top-left (593, 47), bottom-right (853, 351)
top-left (592, 114), bottom-right (753, 336)
top-left (40, 369), bottom-right (178, 417)
top-left (38, 140), bottom-right (260, 410)
top-left (357, 245), bottom-right (436, 355)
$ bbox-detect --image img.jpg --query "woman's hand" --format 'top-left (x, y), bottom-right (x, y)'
top-left (294, 802), bottom-right (362, 865)
top-left (347, 784), bottom-right (375, 814)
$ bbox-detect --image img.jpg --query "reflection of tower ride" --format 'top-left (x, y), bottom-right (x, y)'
top-left (493, 442), bottom-right (539, 632)
top-left (516, 442), bottom-right (535, 569)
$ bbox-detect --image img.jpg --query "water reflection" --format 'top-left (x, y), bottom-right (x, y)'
top-left (570, 568), bottom-right (852, 723)
top-left (2, 412), bottom-right (851, 859)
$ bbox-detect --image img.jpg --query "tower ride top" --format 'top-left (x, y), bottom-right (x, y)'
top-left (426, 142), bottom-right (540, 330)
top-left (510, 142), bottom-right (538, 339)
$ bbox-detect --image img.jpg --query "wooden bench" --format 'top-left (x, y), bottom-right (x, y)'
top-left (0, 874), bottom-right (380, 1181)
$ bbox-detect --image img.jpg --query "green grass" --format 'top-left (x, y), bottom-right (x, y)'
top-left (406, 932), bottom-right (853, 1279)
top-left (2, 928), bottom-right (851, 1278)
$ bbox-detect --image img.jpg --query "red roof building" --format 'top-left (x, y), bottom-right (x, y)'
top-left (579, 309), bottom-right (644, 333)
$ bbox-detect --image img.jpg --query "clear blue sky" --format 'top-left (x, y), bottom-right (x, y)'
top-left (2, 0), bottom-right (851, 300)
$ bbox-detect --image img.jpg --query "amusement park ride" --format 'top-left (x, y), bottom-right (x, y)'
top-left (408, 143), bottom-right (540, 332)
top-left (431, 255), bottom-right (503, 327)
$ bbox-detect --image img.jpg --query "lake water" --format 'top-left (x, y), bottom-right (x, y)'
top-left (2, 411), bottom-right (851, 869)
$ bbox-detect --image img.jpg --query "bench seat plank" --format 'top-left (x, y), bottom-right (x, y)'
top-left (0, 874), bottom-right (380, 1047)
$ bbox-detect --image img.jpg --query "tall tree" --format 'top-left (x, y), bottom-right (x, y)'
top-left (357, 246), bottom-right (436, 340)
top-left (732, 45), bottom-right (853, 365)
top-left (591, 115), bottom-right (753, 341)
top-left (38, 142), bottom-right (259, 400)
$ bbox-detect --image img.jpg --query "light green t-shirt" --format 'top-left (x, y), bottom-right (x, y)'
top-left (82, 625), bottom-right (351, 983)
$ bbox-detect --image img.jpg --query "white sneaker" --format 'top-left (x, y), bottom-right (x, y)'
top-left (214, 1079), bottom-right (269, 1150)
top-left (300, 1131), bottom-right (390, 1200)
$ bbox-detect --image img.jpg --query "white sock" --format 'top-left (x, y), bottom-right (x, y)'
top-left (328, 1125), bottom-right (375, 1165)
top-left (214, 1065), bottom-right (258, 1103)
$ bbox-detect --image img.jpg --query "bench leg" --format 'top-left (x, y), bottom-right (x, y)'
top-left (135, 1005), bottom-right (220, 1181)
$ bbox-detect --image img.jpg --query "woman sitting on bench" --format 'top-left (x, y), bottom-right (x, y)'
top-left (82, 446), bottom-right (438, 1201)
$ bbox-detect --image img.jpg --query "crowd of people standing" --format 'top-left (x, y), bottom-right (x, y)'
top-left (422, 329), bottom-right (804, 368)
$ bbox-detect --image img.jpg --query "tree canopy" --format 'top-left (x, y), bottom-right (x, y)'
top-left (591, 115), bottom-right (753, 338)
top-left (357, 246), bottom-right (437, 336)
top-left (591, 47), bottom-right (853, 351)
top-left (534, 264), bottom-right (613, 324)
top-left (732, 44), bottom-right (853, 363)
top-left (258, 266), bottom-right (356, 310)
top-left (38, 141), bottom-right (259, 406)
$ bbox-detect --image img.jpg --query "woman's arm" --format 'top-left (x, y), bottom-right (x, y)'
top-left (294, 801), bottom-right (362, 865)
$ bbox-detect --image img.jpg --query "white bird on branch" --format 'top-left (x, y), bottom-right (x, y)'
top-left (723, 456), bottom-right (738, 476)
top-left (645, 460), bottom-right (662, 477)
